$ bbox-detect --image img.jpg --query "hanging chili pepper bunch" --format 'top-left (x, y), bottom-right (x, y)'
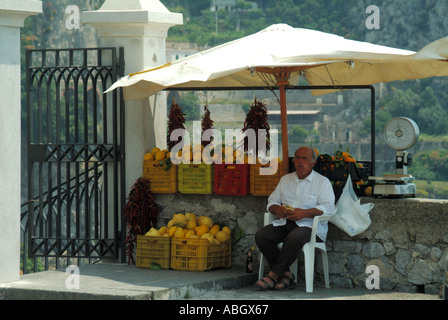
top-left (241, 98), bottom-right (271, 157)
top-left (201, 104), bottom-right (214, 148)
top-left (167, 98), bottom-right (186, 151)
top-left (123, 177), bottom-right (159, 264)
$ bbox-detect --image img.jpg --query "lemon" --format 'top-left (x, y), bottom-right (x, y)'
top-left (202, 153), bottom-right (212, 164)
top-left (159, 226), bottom-right (168, 235)
top-left (223, 146), bottom-right (234, 155)
top-left (195, 225), bottom-right (209, 237)
top-left (172, 213), bottom-right (187, 228)
top-left (225, 154), bottom-right (234, 164)
top-left (209, 225), bottom-right (220, 236)
top-left (222, 226), bottom-right (231, 235)
top-left (185, 212), bottom-right (197, 222)
top-left (215, 230), bottom-right (230, 242)
top-left (200, 233), bottom-right (215, 244)
top-left (145, 228), bottom-right (161, 237)
top-left (151, 147), bottom-right (161, 155)
top-left (192, 144), bottom-right (203, 153)
top-left (184, 230), bottom-right (195, 238)
top-left (172, 150), bottom-right (183, 162)
top-left (168, 226), bottom-right (178, 237)
top-left (144, 152), bottom-right (154, 161)
top-left (174, 227), bottom-right (185, 238)
top-left (155, 151), bottom-right (166, 161)
top-left (186, 220), bottom-right (197, 230)
top-left (197, 216), bottom-right (213, 229)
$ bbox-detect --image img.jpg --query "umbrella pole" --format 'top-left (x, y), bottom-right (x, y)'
top-left (278, 84), bottom-right (290, 175)
top-left (273, 67), bottom-right (293, 175)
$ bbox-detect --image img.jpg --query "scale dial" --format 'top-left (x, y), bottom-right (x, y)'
top-left (384, 117), bottom-right (420, 151)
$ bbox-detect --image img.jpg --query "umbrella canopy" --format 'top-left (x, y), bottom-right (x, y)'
top-left (106, 24), bottom-right (448, 172)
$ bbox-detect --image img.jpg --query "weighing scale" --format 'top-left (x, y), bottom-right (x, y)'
top-left (369, 117), bottom-right (420, 198)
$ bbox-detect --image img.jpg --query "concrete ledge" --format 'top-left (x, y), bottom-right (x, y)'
top-left (0, 263), bottom-right (257, 300)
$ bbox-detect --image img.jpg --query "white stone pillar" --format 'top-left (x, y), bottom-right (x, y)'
top-left (83, 0), bottom-right (183, 192)
top-left (0, 0), bottom-right (42, 284)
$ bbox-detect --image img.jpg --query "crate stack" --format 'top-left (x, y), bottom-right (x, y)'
top-left (136, 235), bottom-right (231, 272)
top-left (143, 152), bottom-right (289, 196)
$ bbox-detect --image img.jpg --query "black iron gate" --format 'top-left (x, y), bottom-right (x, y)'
top-left (24, 47), bottom-right (125, 270)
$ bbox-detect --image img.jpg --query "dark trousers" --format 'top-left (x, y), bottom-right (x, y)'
top-left (255, 219), bottom-right (323, 276)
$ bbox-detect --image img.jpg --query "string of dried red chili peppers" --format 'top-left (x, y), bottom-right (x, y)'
top-left (241, 98), bottom-right (271, 156)
top-left (167, 98), bottom-right (186, 151)
top-left (123, 177), bottom-right (159, 264)
top-left (201, 104), bottom-right (214, 148)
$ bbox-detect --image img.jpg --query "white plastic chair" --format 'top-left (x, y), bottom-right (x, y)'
top-left (258, 212), bottom-right (330, 293)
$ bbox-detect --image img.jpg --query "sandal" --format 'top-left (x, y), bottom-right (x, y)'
top-left (274, 272), bottom-right (296, 290)
top-left (254, 274), bottom-right (277, 290)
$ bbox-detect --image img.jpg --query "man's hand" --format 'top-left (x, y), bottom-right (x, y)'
top-left (269, 205), bottom-right (288, 218)
top-left (270, 205), bottom-right (323, 221)
top-left (287, 207), bottom-right (324, 221)
top-left (286, 208), bottom-right (307, 221)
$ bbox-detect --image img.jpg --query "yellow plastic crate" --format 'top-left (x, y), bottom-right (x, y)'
top-left (143, 160), bottom-right (177, 193)
top-left (170, 238), bottom-right (231, 271)
top-left (250, 162), bottom-right (285, 196)
top-left (136, 235), bottom-right (171, 269)
top-left (178, 162), bottom-right (213, 194)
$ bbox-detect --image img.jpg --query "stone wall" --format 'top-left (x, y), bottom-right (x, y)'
top-left (154, 194), bottom-right (448, 294)
top-left (323, 197), bottom-right (448, 294)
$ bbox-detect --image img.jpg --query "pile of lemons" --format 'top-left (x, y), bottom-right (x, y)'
top-left (143, 144), bottom-right (283, 165)
top-left (144, 147), bottom-right (170, 162)
top-left (170, 144), bottom-right (274, 164)
top-left (145, 213), bottom-right (231, 245)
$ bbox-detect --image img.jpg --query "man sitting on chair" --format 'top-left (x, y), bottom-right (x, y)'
top-left (255, 146), bottom-right (335, 290)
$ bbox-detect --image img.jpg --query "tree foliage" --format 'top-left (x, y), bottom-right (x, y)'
top-left (362, 85), bottom-right (448, 138)
top-left (164, 0), bottom-right (355, 47)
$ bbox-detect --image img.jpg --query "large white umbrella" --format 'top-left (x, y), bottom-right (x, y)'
top-left (106, 24), bottom-right (448, 173)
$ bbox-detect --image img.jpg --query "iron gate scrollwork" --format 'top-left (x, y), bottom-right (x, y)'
top-left (25, 47), bottom-right (125, 264)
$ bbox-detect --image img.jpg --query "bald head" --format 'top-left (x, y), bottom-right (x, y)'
top-left (294, 146), bottom-right (317, 179)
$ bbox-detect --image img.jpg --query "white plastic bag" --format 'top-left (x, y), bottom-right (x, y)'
top-left (330, 175), bottom-right (374, 236)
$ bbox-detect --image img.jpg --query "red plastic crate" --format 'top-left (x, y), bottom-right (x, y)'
top-left (213, 164), bottom-right (250, 196)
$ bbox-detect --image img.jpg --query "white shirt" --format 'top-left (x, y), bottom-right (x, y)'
top-left (267, 170), bottom-right (335, 241)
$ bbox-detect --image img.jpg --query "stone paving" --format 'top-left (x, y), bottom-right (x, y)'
top-left (1, 263), bottom-right (441, 301)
